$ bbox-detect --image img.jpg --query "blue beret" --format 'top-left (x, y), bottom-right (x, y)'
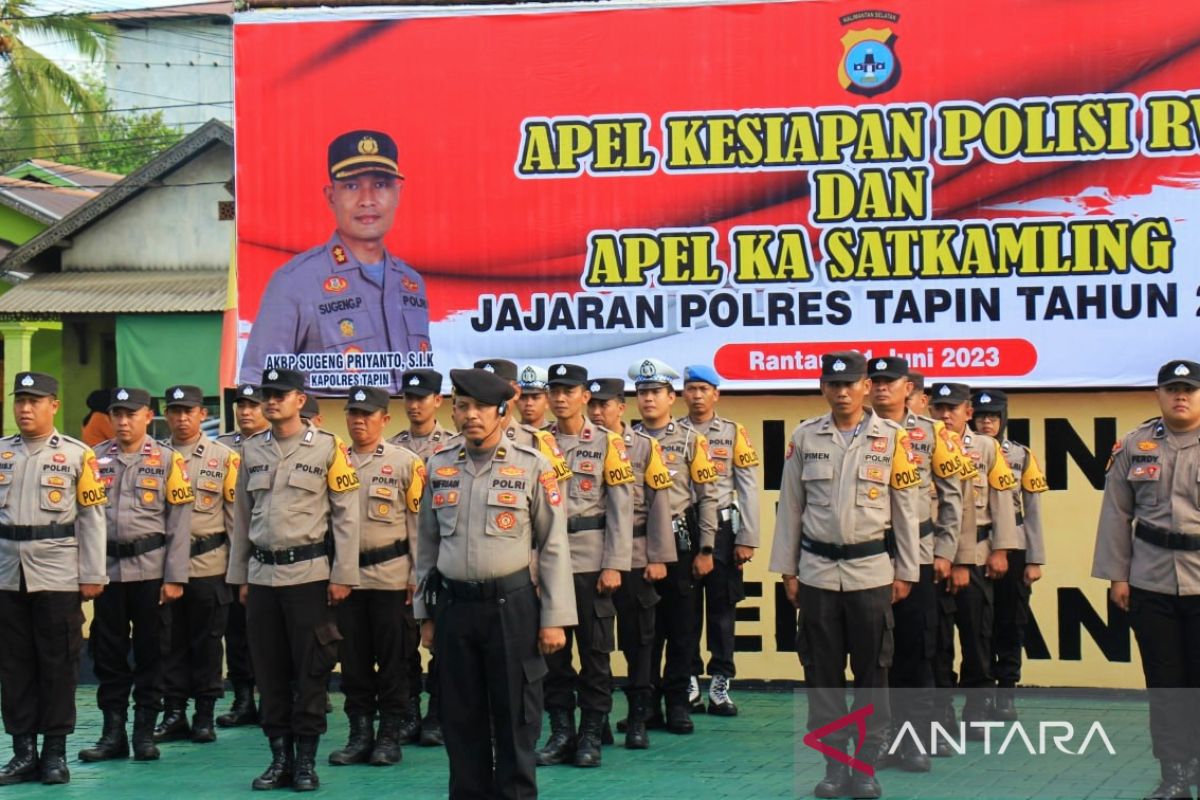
top-left (683, 365), bottom-right (721, 387)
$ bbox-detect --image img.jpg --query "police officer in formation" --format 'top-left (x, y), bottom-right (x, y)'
top-left (0, 373), bottom-right (107, 785)
top-left (680, 364), bottom-right (760, 716)
top-left (517, 365), bottom-right (552, 429)
top-left (1093, 359), bottom-right (1200, 800)
top-left (475, 359), bottom-right (572, 478)
top-left (83, 387), bottom-right (193, 764)
top-left (154, 385), bottom-right (238, 746)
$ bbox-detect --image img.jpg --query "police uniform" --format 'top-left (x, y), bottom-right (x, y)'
top-left (228, 369), bottom-right (361, 791)
top-left (680, 364), bottom-right (760, 716)
top-left (85, 387), bottom-right (194, 763)
top-left (329, 386), bottom-right (425, 767)
top-left (971, 390), bottom-right (1048, 719)
top-left (0, 372), bottom-right (107, 785)
top-left (630, 359), bottom-right (720, 733)
top-left (414, 368), bottom-right (575, 800)
top-left (538, 364), bottom-right (634, 769)
top-left (519, 365), bottom-right (552, 429)
top-left (391, 369), bottom-right (450, 461)
top-left (769, 352), bottom-right (922, 798)
top-left (239, 131), bottom-right (430, 395)
top-left (589, 378), bottom-right (675, 749)
top-left (1092, 360), bottom-right (1200, 800)
top-left (929, 382), bottom-right (1018, 729)
top-left (154, 386), bottom-right (239, 746)
top-left (214, 383), bottom-right (265, 729)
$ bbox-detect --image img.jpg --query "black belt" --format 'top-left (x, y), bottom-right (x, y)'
top-left (0, 523), bottom-right (75, 541)
top-left (976, 524), bottom-right (993, 543)
top-left (251, 541), bottom-right (330, 565)
top-left (632, 523), bottom-right (646, 539)
top-left (884, 519), bottom-right (935, 541)
top-left (568, 514), bottom-right (606, 534)
top-left (190, 532), bottom-right (228, 557)
top-left (108, 533), bottom-right (166, 560)
top-left (359, 539), bottom-right (410, 568)
top-left (1015, 511), bottom-right (1024, 526)
top-left (800, 536), bottom-right (887, 561)
top-left (440, 569), bottom-right (532, 601)
top-left (1135, 520), bottom-right (1200, 552)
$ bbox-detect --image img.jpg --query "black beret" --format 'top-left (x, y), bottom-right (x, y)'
top-left (450, 368), bottom-right (516, 406)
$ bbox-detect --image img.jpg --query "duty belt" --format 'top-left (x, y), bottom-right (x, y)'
top-left (568, 514), bottom-right (606, 534)
top-left (108, 533), bottom-right (166, 560)
top-left (884, 519), bottom-right (935, 557)
top-left (440, 569), bottom-right (532, 601)
top-left (1134, 520), bottom-right (1200, 552)
top-left (251, 541), bottom-right (330, 565)
top-left (976, 524), bottom-right (993, 543)
top-left (800, 536), bottom-right (888, 561)
top-left (190, 532), bottom-right (228, 557)
top-left (632, 523), bottom-right (646, 539)
top-left (359, 539), bottom-right (410, 568)
top-left (0, 523), bottom-right (75, 541)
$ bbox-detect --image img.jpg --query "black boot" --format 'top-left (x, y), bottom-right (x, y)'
top-left (132, 706), bottom-right (161, 761)
top-left (535, 708), bottom-right (575, 766)
top-left (992, 686), bottom-right (1018, 721)
top-left (573, 711), bottom-right (603, 768)
top-left (419, 713), bottom-right (443, 747)
top-left (153, 698), bottom-right (191, 743)
top-left (624, 693), bottom-right (649, 750)
top-left (78, 710), bottom-right (128, 762)
top-left (252, 736), bottom-right (293, 790)
top-left (962, 693), bottom-right (994, 742)
top-left (396, 696), bottom-right (420, 746)
top-left (192, 697), bottom-right (217, 744)
top-left (293, 736), bottom-right (321, 792)
top-left (645, 693), bottom-right (666, 730)
top-left (370, 715), bottom-right (402, 766)
top-left (328, 713), bottom-right (374, 766)
top-left (932, 703), bottom-right (957, 757)
top-left (813, 760), bottom-right (850, 799)
top-left (218, 683), bottom-right (258, 728)
top-left (39, 735), bottom-right (68, 785)
top-left (1146, 760), bottom-right (1193, 800)
top-left (665, 704), bottom-right (693, 735)
top-left (0, 734), bottom-right (38, 785)
top-left (846, 769), bottom-right (883, 799)
top-left (600, 715), bottom-right (614, 746)
top-left (897, 736), bottom-right (932, 773)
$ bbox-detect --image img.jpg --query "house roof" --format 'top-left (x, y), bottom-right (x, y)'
top-left (0, 176), bottom-right (97, 226)
top-left (92, 2), bottom-right (233, 21)
top-left (0, 269), bottom-right (227, 316)
top-left (5, 160), bottom-right (123, 191)
top-left (0, 119), bottom-right (233, 277)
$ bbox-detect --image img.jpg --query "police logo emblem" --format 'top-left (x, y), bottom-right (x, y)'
top-left (172, 388), bottom-right (185, 400)
top-left (116, 389), bottom-right (130, 401)
top-left (589, 381), bottom-right (601, 392)
top-left (838, 25), bottom-right (900, 97)
top-left (639, 360), bottom-right (655, 378)
top-left (408, 376), bottom-right (420, 386)
top-left (832, 359), bottom-right (846, 372)
top-left (339, 319), bottom-right (355, 338)
top-left (483, 364), bottom-right (495, 373)
top-left (402, 277), bottom-right (419, 292)
top-left (555, 365), bottom-right (567, 376)
top-left (979, 393), bottom-right (992, 404)
top-left (48, 489), bottom-right (63, 503)
top-left (875, 359), bottom-right (887, 370)
top-left (268, 370), bottom-right (279, 381)
top-left (53, 453), bottom-right (67, 464)
top-left (323, 276), bottom-right (348, 294)
top-left (243, 386), bottom-right (254, 396)
top-left (1175, 363), bottom-right (1191, 377)
top-left (19, 374), bottom-right (33, 387)
top-left (358, 136), bottom-right (379, 155)
top-left (376, 503), bottom-right (390, 516)
top-left (354, 390), bottom-right (367, 402)
top-left (496, 511), bottom-right (516, 530)
top-left (520, 367), bottom-right (537, 383)
top-left (938, 385), bottom-right (951, 396)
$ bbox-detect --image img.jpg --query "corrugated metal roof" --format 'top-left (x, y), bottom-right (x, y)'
top-left (0, 176), bottom-right (96, 221)
top-left (0, 269), bottom-right (227, 314)
top-left (27, 160), bottom-right (123, 189)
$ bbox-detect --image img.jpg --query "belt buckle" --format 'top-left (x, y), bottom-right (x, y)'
top-left (285, 549), bottom-right (297, 565)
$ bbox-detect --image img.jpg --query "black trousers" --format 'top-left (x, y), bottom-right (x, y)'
top-left (932, 581), bottom-right (957, 715)
top-left (1129, 588), bottom-right (1200, 762)
top-left (90, 579), bottom-right (168, 713)
top-left (337, 589), bottom-right (412, 717)
top-left (690, 527), bottom-right (744, 679)
top-left (435, 580), bottom-right (544, 800)
top-left (992, 549), bottom-right (1030, 687)
top-left (545, 571), bottom-right (615, 715)
top-left (246, 581), bottom-right (339, 738)
top-left (650, 555), bottom-right (699, 708)
top-left (890, 563), bottom-right (936, 727)
top-left (224, 582), bottom-right (254, 687)
top-left (613, 568), bottom-right (659, 699)
top-left (954, 566), bottom-right (994, 690)
top-left (163, 574), bottom-right (230, 702)
top-left (796, 583), bottom-right (893, 762)
top-left (0, 583), bottom-right (83, 735)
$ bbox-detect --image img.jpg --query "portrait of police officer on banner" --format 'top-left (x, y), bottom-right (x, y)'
top-left (240, 130), bottom-right (431, 396)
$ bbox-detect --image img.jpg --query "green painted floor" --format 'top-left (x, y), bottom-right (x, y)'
top-left (0, 690), bottom-right (1162, 799)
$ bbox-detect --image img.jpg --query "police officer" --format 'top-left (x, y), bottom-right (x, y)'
top-left (155, 385), bottom-right (238, 746)
top-left (907, 371), bottom-right (931, 417)
top-left (475, 359), bottom-right (572, 480)
top-left (680, 364), bottom-right (760, 716)
top-left (388, 368), bottom-right (447, 746)
top-left (301, 395), bottom-right (323, 426)
top-left (868, 357), bottom-right (965, 772)
top-left (215, 383), bottom-right (268, 729)
top-left (228, 368), bottom-right (361, 792)
top-left (414, 368), bottom-right (575, 800)
top-left (518, 366), bottom-right (552, 429)
top-left (1092, 359), bottom-right (1200, 800)
top-left (587, 378), bottom-right (674, 750)
top-left (971, 389), bottom-right (1048, 721)
top-left (929, 382), bottom-right (1018, 734)
top-left (770, 351), bottom-right (922, 799)
top-left (329, 386), bottom-right (424, 768)
top-left (240, 130), bottom-right (430, 394)
top-left (81, 387), bottom-right (193, 764)
top-left (537, 364), bottom-right (634, 769)
top-left (631, 358), bottom-right (719, 735)
top-left (0, 372), bottom-right (107, 785)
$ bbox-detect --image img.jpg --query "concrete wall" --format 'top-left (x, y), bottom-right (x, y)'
top-left (60, 316), bottom-right (115, 441)
top-left (62, 144), bottom-right (233, 271)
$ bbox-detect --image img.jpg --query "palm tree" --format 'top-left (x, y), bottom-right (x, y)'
top-left (0, 0), bottom-right (112, 157)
